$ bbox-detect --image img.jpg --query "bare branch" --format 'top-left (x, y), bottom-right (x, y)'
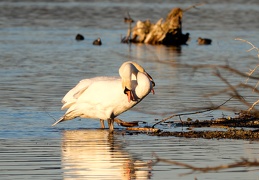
top-left (235, 38), bottom-right (259, 85)
top-left (248, 99), bottom-right (259, 112)
top-left (245, 64), bottom-right (259, 84)
top-left (152, 97), bottom-right (232, 128)
top-left (235, 38), bottom-right (259, 55)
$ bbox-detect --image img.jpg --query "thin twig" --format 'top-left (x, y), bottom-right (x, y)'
top-left (246, 64), bottom-right (259, 83)
top-left (235, 38), bottom-right (259, 85)
top-left (152, 97), bottom-right (232, 128)
top-left (248, 99), bottom-right (259, 112)
top-left (235, 38), bottom-right (259, 56)
top-left (43, 107), bottom-right (58, 123)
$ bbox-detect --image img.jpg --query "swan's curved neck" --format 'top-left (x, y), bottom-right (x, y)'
top-left (134, 72), bottom-right (152, 99)
top-left (119, 63), bottom-right (138, 91)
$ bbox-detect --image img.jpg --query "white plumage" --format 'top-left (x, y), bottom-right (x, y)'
top-left (52, 61), bottom-right (155, 131)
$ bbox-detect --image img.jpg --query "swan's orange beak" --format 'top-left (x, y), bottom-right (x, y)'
top-left (126, 90), bottom-right (132, 102)
top-left (151, 88), bottom-right (155, 94)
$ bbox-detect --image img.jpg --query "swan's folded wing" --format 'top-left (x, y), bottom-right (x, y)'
top-left (61, 79), bottom-right (93, 109)
top-left (61, 77), bottom-right (119, 110)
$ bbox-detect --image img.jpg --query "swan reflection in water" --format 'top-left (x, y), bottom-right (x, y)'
top-left (61, 130), bottom-right (152, 179)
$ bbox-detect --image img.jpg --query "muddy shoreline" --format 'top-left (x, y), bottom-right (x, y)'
top-left (154, 128), bottom-right (259, 140)
top-left (117, 112), bottom-right (259, 140)
top-left (116, 128), bottom-right (259, 140)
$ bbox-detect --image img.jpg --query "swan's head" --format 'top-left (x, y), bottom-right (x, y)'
top-left (119, 61), bottom-right (155, 102)
top-left (119, 62), bottom-right (137, 102)
top-left (130, 62), bottom-right (155, 88)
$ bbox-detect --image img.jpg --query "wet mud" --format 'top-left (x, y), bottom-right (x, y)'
top-left (117, 112), bottom-right (259, 140)
top-left (155, 128), bottom-right (259, 140)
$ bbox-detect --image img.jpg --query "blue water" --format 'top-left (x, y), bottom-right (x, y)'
top-left (1, 0), bottom-right (259, 179)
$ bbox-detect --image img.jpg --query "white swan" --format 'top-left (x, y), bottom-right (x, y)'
top-left (52, 61), bottom-right (155, 132)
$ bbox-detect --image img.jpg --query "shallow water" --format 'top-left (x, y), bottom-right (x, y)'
top-left (1, 0), bottom-right (259, 179)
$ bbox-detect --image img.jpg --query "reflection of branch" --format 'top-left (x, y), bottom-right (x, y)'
top-left (152, 153), bottom-right (259, 176)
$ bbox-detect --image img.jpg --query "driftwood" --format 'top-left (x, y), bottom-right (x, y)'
top-left (114, 118), bottom-right (145, 127)
top-left (121, 6), bottom-right (196, 45)
top-left (114, 118), bottom-right (160, 132)
top-left (121, 3), bottom-right (205, 45)
top-left (129, 7), bottom-right (189, 45)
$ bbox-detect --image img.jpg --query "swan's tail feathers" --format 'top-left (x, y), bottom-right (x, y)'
top-left (52, 116), bottom-right (65, 126)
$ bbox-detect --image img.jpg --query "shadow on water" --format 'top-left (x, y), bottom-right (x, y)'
top-left (61, 129), bottom-right (152, 179)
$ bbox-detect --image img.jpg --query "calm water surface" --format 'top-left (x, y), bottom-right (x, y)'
top-left (1, 0), bottom-right (259, 179)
